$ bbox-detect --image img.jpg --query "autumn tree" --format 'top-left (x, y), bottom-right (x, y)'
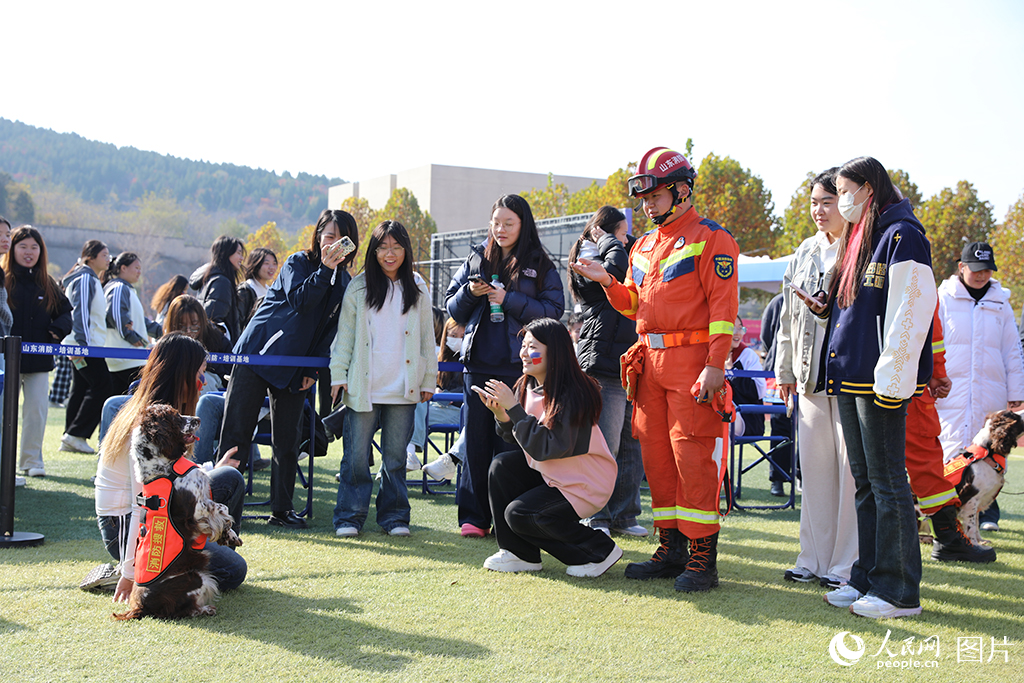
top-left (340, 196), bottom-right (379, 271)
top-left (379, 188), bottom-right (436, 267)
top-left (521, 173), bottom-right (571, 220)
top-left (13, 189), bottom-right (35, 224)
top-left (888, 168), bottom-right (922, 208)
top-left (244, 221), bottom-right (290, 259)
top-left (694, 152), bottom-right (777, 257)
top-left (918, 181), bottom-right (995, 281)
top-left (988, 192), bottom-right (1024, 301)
top-left (291, 224), bottom-right (315, 256)
top-left (777, 172), bottom-right (817, 256)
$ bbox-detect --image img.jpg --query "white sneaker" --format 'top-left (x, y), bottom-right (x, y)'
top-left (849, 594), bottom-right (922, 619)
top-left (335, 526), bottom-right (360, 537)
top-left (824, 584), bottom-right (864, 608)
top-left (566, 544), bottom-right (623, 577)
top-left (980, 521), bottom-right (999, 532)
top-left (14, 476), bottom-right (26, 487)
top-left (483, 549), bottom-right (543, 573)
top-left (388, 526), bottom-right (411, 537)
top-left (59, 434), bottom-right (95, 454)
top-left (405, 445), bottom-right (421, 472)
top-left (422, 452), bottom-right (458, 481)
top-left (26, 468), bottom-right (46, 478)
top-left (612, 524), bottom-right (649, 537)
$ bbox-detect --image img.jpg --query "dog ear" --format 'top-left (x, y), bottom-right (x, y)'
top-left (987, 410), bottom-right (1023, 455)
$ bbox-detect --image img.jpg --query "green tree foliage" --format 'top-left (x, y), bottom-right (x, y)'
top-left (0, 118), bottom-right (335, 230)
top-left (291, 224), bottom-right (315, 258)
top-left (0, 171), bottom-right (10, 217)
top-left (564, 163), bottom-right (652, 236)
top-left (521, 173), bottom-right (571, 220)
top-left (244, 221), bottom-right (290, 259)
top-left (13, 189), bottom-right (36, 224)
top-left (988, 192), bottom-right (1024, 301)
top-left (218, 218), bottom-right (251, 240)
top-left (340, 196), bottom-right (379, 272)
top-left (918, 181), bottom-right (996, 281)
top-left (695, 152), bottom-right (777, 257)
top-left (131, 192), bottom-right (187, 238)
top-left (379, 188), bottom-right (436, 267)
top-left (778, 172), bottom-right (817, 256)
top-left (888, 168), bottom-right (922, 208)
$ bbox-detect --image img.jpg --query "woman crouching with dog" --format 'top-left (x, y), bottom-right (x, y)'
top-left (84, 333), bottom-right (247, 599)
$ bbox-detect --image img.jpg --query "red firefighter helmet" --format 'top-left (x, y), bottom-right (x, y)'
top-left (628, 147), bottom-right (696, 197)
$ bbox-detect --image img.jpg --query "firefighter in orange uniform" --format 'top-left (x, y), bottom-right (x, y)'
top-left (905, 307), bottom-right (995, 562)
top-left (572, 146), bottom-right (739, 591)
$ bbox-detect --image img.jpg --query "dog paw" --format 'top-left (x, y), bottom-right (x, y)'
top-left (193, 605), bottom-right (217, 617)
top-left (223, 529), bottom-right (242, 549)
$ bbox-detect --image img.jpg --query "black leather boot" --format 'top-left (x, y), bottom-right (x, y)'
top-left (674, 532), bottom-right (719, 592)
top-left (624, 527), bottom-right (688, 580)
top-left (931, 505), bottom-right (996, 563)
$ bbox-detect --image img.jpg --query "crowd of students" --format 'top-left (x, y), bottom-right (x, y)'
top-left (2, 146), bottom-right (1018, 621)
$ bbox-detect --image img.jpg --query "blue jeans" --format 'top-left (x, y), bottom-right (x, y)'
top-left (195, 393), bottom-right (260, 466)
top-left (99, 395), bottom-right (131, 445)
top-left (588, 374), bottom-right (644, 529)
top-left (837, 395), bottom-right (921, 608)
top-left (334, 403), bottom-right (417, 532)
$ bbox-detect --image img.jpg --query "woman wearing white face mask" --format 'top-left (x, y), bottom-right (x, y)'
top-left (802, 157), bottom-right (936, 620)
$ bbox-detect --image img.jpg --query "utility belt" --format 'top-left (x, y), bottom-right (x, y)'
top-left (641, 329), bottom-right (709, 349)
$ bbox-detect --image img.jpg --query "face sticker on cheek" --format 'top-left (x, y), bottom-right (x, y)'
top-left (529, 352), bottom-right (543, 365)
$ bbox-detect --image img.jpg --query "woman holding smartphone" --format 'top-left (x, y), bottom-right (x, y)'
top-left (445, 195), bottom-right (564, 537)
top-left (216, 209), bottom-right (358, 529)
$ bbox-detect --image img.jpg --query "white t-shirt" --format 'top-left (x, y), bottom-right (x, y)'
top-left (367, 281), bottom-right (413, 404)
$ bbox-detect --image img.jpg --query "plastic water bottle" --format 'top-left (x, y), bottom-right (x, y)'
top-left (489, 275), bottom-right (505, 323)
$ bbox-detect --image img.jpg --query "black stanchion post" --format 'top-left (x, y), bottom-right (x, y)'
top-left (0, 336), bottom-right (45, 548)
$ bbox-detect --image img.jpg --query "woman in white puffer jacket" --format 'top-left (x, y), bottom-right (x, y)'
top-left (935, 241), bottom-right (1024, 461)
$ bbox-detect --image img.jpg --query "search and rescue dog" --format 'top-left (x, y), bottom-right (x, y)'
top-left (115, 404), bottom-right (240, 620)
top-left (944, 410), bottom-right (1024, 547)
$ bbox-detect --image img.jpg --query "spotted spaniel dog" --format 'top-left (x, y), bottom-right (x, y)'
top-left (946, 410), bottom-right (1024, 546)
top-left (114, 404), bottom-right (239, 620)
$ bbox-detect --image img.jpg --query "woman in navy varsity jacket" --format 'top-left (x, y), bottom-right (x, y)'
top-left (807, 157), bottom-right (936, 619)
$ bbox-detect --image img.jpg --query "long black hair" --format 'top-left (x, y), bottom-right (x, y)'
top-left (514, 317), bottom-right (601, 429)
top-left (3, 225), bottom-right (63, 315)
top-left (205, 235), bottom-right (245, 286)
top-left (482, 194), bottom-right (552, 287)
top-left (567, 205), bottom-right (626, 303)
top-left (307, 209), bottom-right (359, 267)
top-left (364, 220), bottom-right (420, 314)
top-left (833, 157), bottom-right (899, 308)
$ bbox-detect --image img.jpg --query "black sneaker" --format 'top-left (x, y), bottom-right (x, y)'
top-left (269, 510), bottom-right (308, 529)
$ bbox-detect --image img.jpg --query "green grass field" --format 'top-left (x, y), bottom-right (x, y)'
top-left (2, 406), bottom-right (1023, 683)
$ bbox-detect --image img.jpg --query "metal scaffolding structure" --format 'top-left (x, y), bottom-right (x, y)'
top-left (423, 210), bottom-right (633, 315)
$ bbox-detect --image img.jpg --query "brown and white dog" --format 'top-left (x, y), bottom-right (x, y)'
top-left (114, 404), bottom-right (239, 620)
top-left (944, 410), bottom-right (1024, 546)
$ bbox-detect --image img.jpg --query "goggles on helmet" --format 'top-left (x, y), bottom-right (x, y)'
top-left (627, 174), bottom-right (661, 197)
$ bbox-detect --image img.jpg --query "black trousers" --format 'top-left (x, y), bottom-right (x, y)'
top-left (488, 450), bottom-right (614, 566)
top-left (217, 364), bottom-right (308, 514)
top-left (65, 357), bottom-right (113, 439)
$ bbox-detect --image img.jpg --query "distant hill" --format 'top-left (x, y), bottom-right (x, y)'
top-left (0, 117), bottom-right (340, 230)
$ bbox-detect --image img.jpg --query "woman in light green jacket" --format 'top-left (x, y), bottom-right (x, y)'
top-left (330, 220), bottom-right (437, 537)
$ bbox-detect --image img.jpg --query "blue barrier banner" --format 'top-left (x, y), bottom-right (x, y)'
top-left (19, 342), bottom-right (329, 368)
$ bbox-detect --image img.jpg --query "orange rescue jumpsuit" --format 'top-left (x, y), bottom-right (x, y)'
top-left (905, 308), bottom-right (960, 515)
top-left (606, 206), bottom-right (739, 538)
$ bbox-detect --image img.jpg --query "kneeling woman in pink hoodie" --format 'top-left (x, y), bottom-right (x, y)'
top-left (475, 317), bottom-right (621, 577)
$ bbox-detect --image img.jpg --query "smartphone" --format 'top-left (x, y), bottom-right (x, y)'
top-left (325, 235), bottom-right (356, 260)
top-left (470, 385), bottom-right (489, 398)
top-left (468, 275), bottom-right (492, 287)
top-left (788, 283), bottom-right (813, 302)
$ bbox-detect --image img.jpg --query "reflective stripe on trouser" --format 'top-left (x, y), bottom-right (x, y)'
top-left (905, 395), bottom-right (959, 516)
top-left (633, 344), bottom-right (724, 538)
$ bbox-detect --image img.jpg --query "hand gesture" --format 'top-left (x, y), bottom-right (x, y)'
top-left (570, 258), bottom-right (610, 285)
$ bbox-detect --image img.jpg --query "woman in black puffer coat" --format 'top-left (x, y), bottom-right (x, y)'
top-left (3, 226), bottom-right (73, 477)
top-left (568, 206), bottom-right (647, 536)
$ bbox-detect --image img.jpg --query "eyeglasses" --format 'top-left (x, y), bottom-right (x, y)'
top-left (489, 221), bottom-right (520, 230)
top-left (375, 245), bottom-right (405, 255)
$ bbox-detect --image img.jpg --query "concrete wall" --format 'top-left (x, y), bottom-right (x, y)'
top-left (329, 164), bottom-right (604, 233)
top-left (35, 224), bottom-right (211, 314)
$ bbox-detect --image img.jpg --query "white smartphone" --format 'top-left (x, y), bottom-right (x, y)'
top-left (788, 283), bottom-right (812, 302)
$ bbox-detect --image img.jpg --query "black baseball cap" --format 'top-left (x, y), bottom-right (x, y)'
top-left (960, 241), bottom-right (998, 272)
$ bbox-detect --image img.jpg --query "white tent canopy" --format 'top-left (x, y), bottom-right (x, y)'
top-left (737, 253), bottom-right (794, 293)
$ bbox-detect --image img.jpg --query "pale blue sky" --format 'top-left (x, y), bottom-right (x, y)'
top-left (5, 1), bottom-right (1023, 219)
